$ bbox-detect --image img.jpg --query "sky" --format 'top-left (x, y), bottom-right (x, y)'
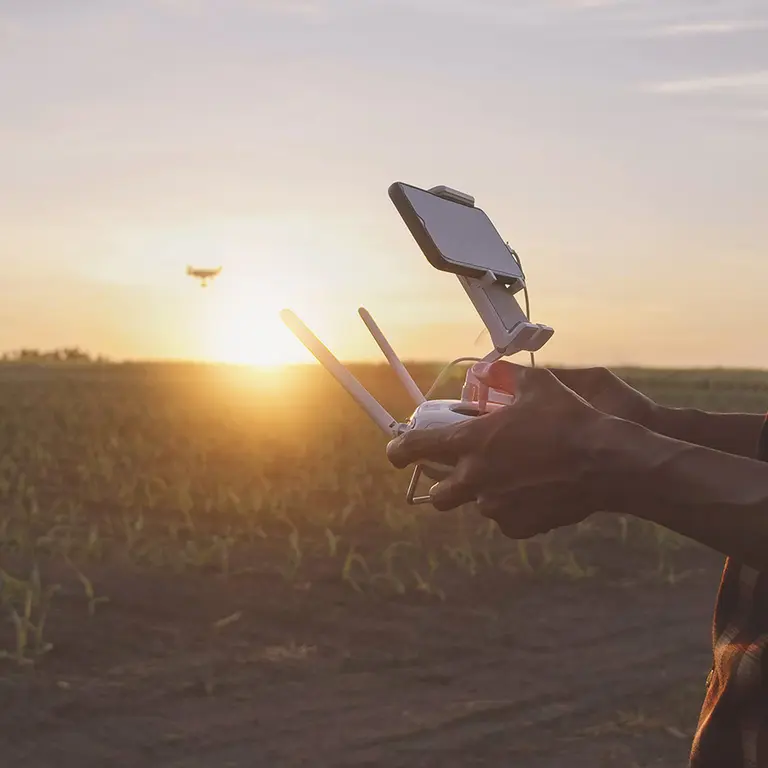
top-left (1, 0), bottom-right (767, 367)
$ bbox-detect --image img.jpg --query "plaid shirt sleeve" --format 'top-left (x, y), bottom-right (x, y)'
top-left (689, 414), bottom-right (768, 768)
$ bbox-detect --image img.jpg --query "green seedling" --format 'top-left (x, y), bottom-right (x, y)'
top-left (0, 564), bottom-right (59, 664)
top-left (65, 558), bottom-right (109, 617)
top-left (342, 546), bottom-right (370, 593)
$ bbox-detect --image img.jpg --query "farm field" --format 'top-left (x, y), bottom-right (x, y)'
top-left (1, 362), bottom-right (767, 767)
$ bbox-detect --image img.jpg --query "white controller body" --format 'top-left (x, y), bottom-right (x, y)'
top-left (400, 398), bottom-right (507, 433)
top-left (401, 399), bottom-right (510, 489)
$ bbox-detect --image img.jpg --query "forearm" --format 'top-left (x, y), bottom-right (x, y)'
top-left (648, 406), bottom-right (764, 459)
top-left (597, 417), bottom-right (768, 571)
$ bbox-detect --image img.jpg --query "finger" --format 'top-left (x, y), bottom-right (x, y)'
top-left (470, 360), bottom-right (523, 394)
top-left (545, 367), bottom-right (607, 398)
top-left (472, 361), bottom-right (564, 401)
top-left (477, 484), bottom-right (590, 539)
top-left (429, 463), bottom-right (479, 511)
top-left (386, 424), bottom-right (471, 470)
top-left (470, 360), bottom-right (606, 402)
top-left (421, 462), bottom-right (452, 482)
top-left (477, 494), bottom-right (557, 539)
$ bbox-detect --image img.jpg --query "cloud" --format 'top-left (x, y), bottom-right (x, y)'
top-left (645, 71), bottom-right (768, 95)
top-left (152, 0), bottom-right (329, 20)
top-left (654, 19), bottom-right (768, 37)
top-left (359, 0), bottom-right (640, 29)
top-left (0, 13), bottom-right (25, 40)
top-left (258, 0), bottom-right (328, 21)
top-left (563, 0), bottom-right (632, 8)
top-left (153, 0), bottom-right (203, 11)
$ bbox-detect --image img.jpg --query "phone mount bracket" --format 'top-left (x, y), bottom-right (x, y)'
top-left (427, 185), bottom-right (476, 208)
top-left (457, 270), bottom-right (553, 359)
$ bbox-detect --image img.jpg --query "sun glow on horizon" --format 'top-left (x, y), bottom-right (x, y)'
top-left (201, 276), bottom-right (316, 367)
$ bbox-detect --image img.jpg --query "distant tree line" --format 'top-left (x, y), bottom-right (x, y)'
top-left (0, 347), bottom-right (109, 363)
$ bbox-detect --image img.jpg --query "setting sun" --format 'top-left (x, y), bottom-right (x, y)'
top-left (200, 277), bottom-right (314, 367)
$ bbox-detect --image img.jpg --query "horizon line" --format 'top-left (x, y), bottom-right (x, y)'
top-left (2, 357), bottom-right (768, 374)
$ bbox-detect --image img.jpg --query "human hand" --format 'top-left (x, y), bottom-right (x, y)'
top-left (538, 366), bottom-right (658, 428)
top-left (386, 360), bottom-right (620, 539)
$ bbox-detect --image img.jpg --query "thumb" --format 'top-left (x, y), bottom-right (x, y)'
top-left (471, 360), bottom-right (553, 397)
top-left (470, 360), bottom-right (522, 394)
top-left (546, 367), bottom-right (608, 400)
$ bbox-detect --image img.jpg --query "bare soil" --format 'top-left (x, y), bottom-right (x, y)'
top-left (2, 363), bottom-right (752, 767)
top-left (1, 535), bottom-right (723, 768)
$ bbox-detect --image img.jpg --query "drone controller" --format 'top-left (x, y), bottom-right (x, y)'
top-left (280, 182), bottom-right (554, 506)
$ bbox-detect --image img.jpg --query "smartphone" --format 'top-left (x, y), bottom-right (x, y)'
top-left (388, 181), bottom-right (525, 288)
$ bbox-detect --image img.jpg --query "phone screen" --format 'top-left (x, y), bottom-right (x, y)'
top-left (390, 183), bottom-right (524, 284)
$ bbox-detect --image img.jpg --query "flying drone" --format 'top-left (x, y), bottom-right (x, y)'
top-left (186, 265), bottom-right (222, 287)
top-left (280, 182), bottom-right (554, 506)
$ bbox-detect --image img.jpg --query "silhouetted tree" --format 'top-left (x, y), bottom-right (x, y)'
top-left (0, 347), bottom-right (103, 363)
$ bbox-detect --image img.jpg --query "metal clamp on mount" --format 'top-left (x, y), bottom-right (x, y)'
top-left (458, 270), bottom-right (554, 361)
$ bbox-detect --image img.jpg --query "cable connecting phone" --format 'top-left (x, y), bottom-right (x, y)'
top-left (280, 183), bottom-right (555, 507)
